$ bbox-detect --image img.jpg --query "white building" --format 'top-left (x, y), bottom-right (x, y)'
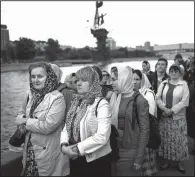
top-left (106, 37), bottom-right (116, 50)
top-left (34, 41), bottom-right (48, 51)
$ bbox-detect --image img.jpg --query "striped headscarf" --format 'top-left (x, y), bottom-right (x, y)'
top-left (29, 62), bottom-right (58, 117)
top-left (65, 66), bottom-right (102, 142)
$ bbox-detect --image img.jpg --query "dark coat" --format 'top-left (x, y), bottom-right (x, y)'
top-left (120, 92), bottom-right (150, 165)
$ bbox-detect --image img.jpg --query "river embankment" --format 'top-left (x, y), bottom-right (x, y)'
top-left (1, 57), bottom-right (162, 73)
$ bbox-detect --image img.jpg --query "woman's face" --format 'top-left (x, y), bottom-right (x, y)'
top-left (133, 73), bottom-right (141, 90)
top-left (169, 68), bottom-right (180, 80)
top-left (76, 79), bottom-right (90, 94)
top-left (110, 72), bottom-right (118, 91)
top-left (31, 67), bottom-right (47, 90)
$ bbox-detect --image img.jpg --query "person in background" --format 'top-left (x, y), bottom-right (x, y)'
top-left (150, 58), bottom-right (169, 94)
top-left (133, 69), bottom-right (157, 176)
top-left (174, 54), bottom-right (186, 78)
top-left (50, 64), bottom-right (74, 128)
top-left (110, 66), bottom-right (150, 176)
top-left (156, 64), bottom-right (189, 174)
top-left (60, 66), bottom-right (112, 176)
top-left (142, 60), bottom-right (154, 84)
top-left (15, 62), bottom-right (68, 176)
top-left (50, 63), bottom-right (63, 85)
top-left (185, 58), bottom-right (191, 72)
top-left (102, 70), bottom-right (112, 85)
top-left (92, 66), bottom-right (113, 100)
top-left (184, 56), bottom-right (195, 155)
top-left (64, 73), bottom-right (78, 93)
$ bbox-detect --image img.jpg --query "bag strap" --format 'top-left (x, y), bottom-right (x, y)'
top-left (133, 93), bottom-right (141, 129)
top-left (161, 82), bottom-right (167, 99)
top-left (26, 94), bottom-right (29, 104)
top-left (95, 97), bottom-right (104, 117)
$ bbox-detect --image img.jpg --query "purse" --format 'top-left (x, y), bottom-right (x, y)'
top-left (9, 95), bottom-right (29, 147)
top-left (9, 123), bottom-right (27, 147)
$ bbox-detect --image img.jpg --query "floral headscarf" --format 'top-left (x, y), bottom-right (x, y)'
top-left (29, 62), bottom-right (58, 117)
top-left (65, 66), bottom-right (102, 143)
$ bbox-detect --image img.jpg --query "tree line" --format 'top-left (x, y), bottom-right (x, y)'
top-left (1, 37), bottom-right (156, 63)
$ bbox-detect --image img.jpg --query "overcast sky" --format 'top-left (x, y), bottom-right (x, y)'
top-left (1, 1), bottom-right (194, 48)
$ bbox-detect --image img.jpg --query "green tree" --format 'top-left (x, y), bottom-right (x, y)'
top-left (78, 48), bottom-right (92, 59)
top-left (15, 37), bottom-right (36, 60)
top-left (45, 38), bottom-right (60, 61)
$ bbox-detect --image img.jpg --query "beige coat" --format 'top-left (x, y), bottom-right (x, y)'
top-left (19, 90), bottom-right (69, 176)
top-left (156, 79), bottom-right (189, 120)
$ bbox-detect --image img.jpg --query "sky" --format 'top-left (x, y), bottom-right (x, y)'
top-left (1, 1), bottom-right (194, 48)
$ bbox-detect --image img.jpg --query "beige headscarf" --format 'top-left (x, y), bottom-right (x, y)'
top-left (109, 66), bottom-right (134, 128)
top-left (50, 63), bottom-right (63, 84)
top-left (139, 73), bottom-right (152, 95)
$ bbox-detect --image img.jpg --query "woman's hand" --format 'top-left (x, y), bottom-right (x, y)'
top-left (61, 144), bottom-right (79, 159)
top-left (133, 163), bottom-right (142, 170)
top-left (15, 116), bottom-right (27, 125)
top-left (163, 108), bottom-right (173, 116)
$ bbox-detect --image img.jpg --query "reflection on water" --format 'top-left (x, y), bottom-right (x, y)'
top-left (1, 59), bottom-right (174, 153)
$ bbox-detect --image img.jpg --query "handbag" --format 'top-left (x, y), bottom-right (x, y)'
top-left (9, 123), bottom-right (27, 147)
top-left (9, 95), bottom-right (29, 147)
top-left (134, 93), bottom-right (161, 150)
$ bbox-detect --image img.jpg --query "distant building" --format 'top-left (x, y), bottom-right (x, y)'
top-left (1, 24), bottom-right (10, 51)
top-left (136, 45), bottom-right (145, 50)
top-left (106, 37), bottom-right (116, 50)
top-left (153, 43), bottom-right (194, 56)
top-left (60, 45), bottom-right (72, 50)
top-left (34, 41), bottom-right (48, 51)
top-left (127, 47), bottom-right (135, 51)
top-left (144, 41), bottom-right (153, 51)
top-left (153, 43), bottom-right (194, 51)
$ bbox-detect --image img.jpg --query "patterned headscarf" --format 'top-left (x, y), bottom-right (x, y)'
top-left (29, 62), bottom-right (58, 117)
top-left (65, 66), bottom-right (102, 142)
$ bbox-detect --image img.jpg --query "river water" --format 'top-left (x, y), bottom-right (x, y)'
top-left (1, 58), bottom-right (174, 153)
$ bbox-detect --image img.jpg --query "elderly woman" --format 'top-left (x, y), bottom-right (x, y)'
top-left (60, 66), bottom-right (112, 176)
top-left (133, 69), bottom-right (157, 176)
top-left (15, 62), bottom-right (67, 176)
top-left (156, 64), bottom-right (189, 174)
top-left (109, 66), bottom-right (150, 176)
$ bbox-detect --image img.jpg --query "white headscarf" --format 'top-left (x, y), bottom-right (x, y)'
top-left (139, 72), bottom-right (157, 117)
top-left (109, 66), bottom-right (134, 128)
top-left (139, 73), bottom-right (152, 95)
top-left (50, 63), bottom-right (63, 84)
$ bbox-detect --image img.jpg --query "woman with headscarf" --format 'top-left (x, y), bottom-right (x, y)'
top-left (15, 62), bottom-right (68, 176)
top-left (109, 66), bottom-right (150, 176)
top-left (133, 69), bottom-right (157, 176)
top-left (156, 64), bottom-right (189, 174)
top-left (50, 63), bottom-right (74, 125)
top-left (60, 66), bottom-right (112, 176)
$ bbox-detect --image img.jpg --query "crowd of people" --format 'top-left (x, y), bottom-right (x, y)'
top-left (13, 54), bottom-right (194, 176)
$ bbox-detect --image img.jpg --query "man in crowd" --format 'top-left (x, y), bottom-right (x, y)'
top-left (151, 58), bottom-right (169, 94)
